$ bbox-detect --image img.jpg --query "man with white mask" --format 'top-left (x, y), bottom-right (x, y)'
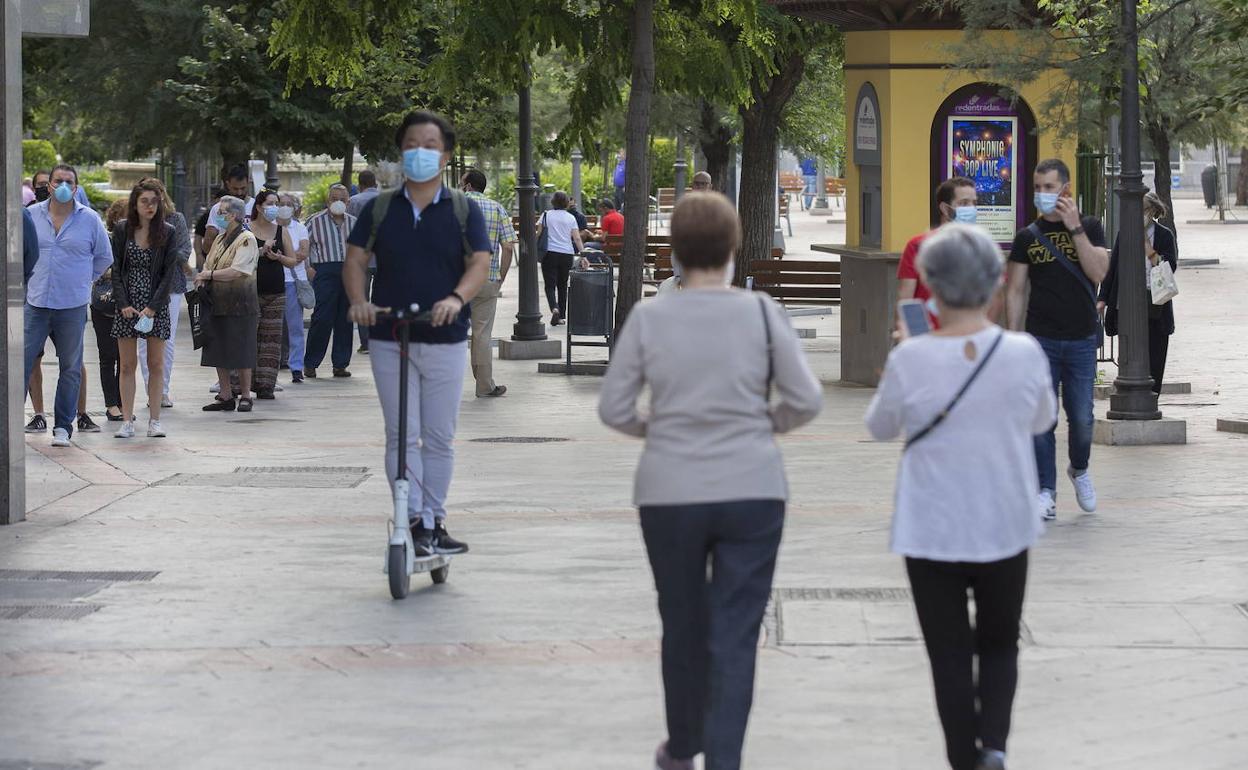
top-left (303, 184), bottom-right (358, 378)
top-left (1006, 158), bottom-right (1110, 522)
top-left (346, 110), bottom-right (491, 557)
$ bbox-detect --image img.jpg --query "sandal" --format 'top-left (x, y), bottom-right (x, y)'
top-left (202, 396), bottom-right (236, 412)
top-left (237, 397), bottom-right (254, 413)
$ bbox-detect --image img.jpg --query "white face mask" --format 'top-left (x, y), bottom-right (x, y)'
top-left (277, 205), bottom-right (294, 220)
top-left (328, 200), bottom-right (347, 216)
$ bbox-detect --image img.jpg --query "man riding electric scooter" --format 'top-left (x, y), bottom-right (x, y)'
top-left (346, 111), bottom-right (491, 557)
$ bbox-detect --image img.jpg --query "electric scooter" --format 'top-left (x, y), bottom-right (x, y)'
top-left (379, 304), bottom-right (450, 599)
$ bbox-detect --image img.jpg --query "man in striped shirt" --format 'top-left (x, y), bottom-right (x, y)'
top-left (303, 184), bottom-right (358, 378)
top-left (460, 169), bottom-right (516, 397)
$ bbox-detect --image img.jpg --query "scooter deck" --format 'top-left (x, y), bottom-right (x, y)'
top-left (409, 553), bottom-right (452, 574)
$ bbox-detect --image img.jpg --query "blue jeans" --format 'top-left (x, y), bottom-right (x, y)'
top-left (1033, 333), bottom-right (1097, 492)
top-left (639, 499), bottom-right (785, 770)
top-left (24, 304), bottom-right (87, 436)
top-left (304, 262), bottom-right (353, 371)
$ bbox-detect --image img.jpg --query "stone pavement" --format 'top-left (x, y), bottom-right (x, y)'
top-left (2, 200), bottom-right (1246, 769)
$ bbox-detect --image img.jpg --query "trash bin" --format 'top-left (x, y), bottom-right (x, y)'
top-left (1201, 164), bottom-right (1219, 208)
top-left (565, 257), bottom-right (615, 366)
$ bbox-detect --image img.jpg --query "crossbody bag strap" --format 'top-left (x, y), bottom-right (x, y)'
top-left (1027, 222), bottom-right (1097, 303)
top-left (904, 331), bottom-right (1005, 450)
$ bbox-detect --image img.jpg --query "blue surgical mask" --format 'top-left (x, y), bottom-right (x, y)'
top-left (402, 147), bottom-right (443, 183)
top-left (134, 315), bottom-right (155, 334)
top-left (212, 214), bottom-right (228, 231)
top-left (53, 183), bottom-right (74, 203)
top-left (954, 206), bottom-right (978, 225)
top-left (1035, 192), bottom-right (1060, 215)
top-left (263, 206), bottom-right (279, 222)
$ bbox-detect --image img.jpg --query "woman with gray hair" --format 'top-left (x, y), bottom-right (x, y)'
top-left (194, 195), bottom-right (260, 412)
top-left (865, 223), bottom-right (1056, 770)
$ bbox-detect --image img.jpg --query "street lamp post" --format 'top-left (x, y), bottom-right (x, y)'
top-left (512, 72), bottom-right (546, 342)
top-left (673, 134), bottom-right (688, 199)
top-left (571, 148), bottom-right (583, 212)
top-left (1107, 0), bottom-right (1160, 420)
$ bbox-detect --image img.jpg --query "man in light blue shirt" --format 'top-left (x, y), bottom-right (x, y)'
top-left (25, 164), bottom-right (112, 446)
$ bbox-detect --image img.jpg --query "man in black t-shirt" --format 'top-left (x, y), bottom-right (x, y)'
top-left (1006, 158), bottom-right (1109, 522)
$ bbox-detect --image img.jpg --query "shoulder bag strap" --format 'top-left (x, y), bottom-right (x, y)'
top-left (756, 292), bottom-right (774, 399)
top-left (1027, 222), bottom-right (1097, 303)
top-left (904, 331), bottom-right (1005, 450)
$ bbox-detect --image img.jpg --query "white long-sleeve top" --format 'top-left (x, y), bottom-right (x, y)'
top-left (598, 288), bottom-right (823, 507)
top-left (865, 327), bottom-right (1057, 562)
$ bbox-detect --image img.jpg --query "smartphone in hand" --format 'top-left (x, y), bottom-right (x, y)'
top-left (897, 299), bottom-right (931, 339)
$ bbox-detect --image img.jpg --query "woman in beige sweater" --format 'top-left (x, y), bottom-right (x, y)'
top-left (598, 193), bottom-right (823, 770)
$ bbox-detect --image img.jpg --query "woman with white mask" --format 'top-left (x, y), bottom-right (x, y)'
top-left (248, 189), bottom-right (299, 398)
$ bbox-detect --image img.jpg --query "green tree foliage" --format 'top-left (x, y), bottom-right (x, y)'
top-left (21, 140), bottom-right (58, 177)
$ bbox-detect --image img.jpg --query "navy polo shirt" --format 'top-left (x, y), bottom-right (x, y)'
top-left (348, 186), bottom-right (490, 344)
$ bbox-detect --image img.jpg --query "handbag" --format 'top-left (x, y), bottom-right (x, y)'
top-left (536, 212), bottom-right (549, 261)
top-left (905, 332), bottom-right (1005, 450)
top-left (295, 277), bottom-right (316, 310)
top-left (1027, 223), bottom-right (1104, 348)
top-left (1149, 260), bottom-right (1178, 305)
top-left (185, 287), bottom-right (213, 350)
top-left (90, 274), bottom-right (115, 316)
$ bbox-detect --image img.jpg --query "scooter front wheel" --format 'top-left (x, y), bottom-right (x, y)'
top-left (431, 563), bottom-right (450, 584)
top-left (388, 543), bottom-right (409, 599)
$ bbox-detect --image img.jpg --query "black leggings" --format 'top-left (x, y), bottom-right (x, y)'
top-left (90, 307), bottom-right (121, 409)
top-left (1147, 315), bottom-right (1170, 394)
top-left (541, 251), bottom-right (574, 317)
top-left (905, 550), bottom-right (1028, 770)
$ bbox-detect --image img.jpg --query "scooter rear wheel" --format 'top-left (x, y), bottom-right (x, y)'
top-left (388, 544), bottom-right (409, 599)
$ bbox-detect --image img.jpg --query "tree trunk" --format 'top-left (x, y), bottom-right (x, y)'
top-left (735, 51), bottom-right (807, 285)
top-left (697, 99), bottom-right (733, 193)
top-left (1145, 123), bottom-right (1178, 238)
top-left (1238, 146), bottom-right (1248, 207)
top-left (340, 144), bottom-right (354, 188)
top-left (615, 0), bottom-right (655, 333)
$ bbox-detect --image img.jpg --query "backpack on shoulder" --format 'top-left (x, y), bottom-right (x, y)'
top-left (364, 187), bottom-right (473, 260)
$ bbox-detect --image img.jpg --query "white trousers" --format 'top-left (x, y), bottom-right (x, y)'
top-left (369, 339), bottom-right (467, 528)
top-left (139, 292), bottom-right (182, 398)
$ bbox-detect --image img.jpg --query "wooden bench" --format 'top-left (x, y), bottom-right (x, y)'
top-left (778, 193), bottom-right (793, 236)
top-left (748, 259), bottom-right (841, 305)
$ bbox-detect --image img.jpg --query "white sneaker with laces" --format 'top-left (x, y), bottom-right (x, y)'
top-left (1038, 489), bottom-right (1056, 521)
top-left (51, 427), bottom-right (71, 447)
top-left (147, 419), bottom-right (166, 438)
top-left (1067, 466), bottom-right (1097, 512)
top-left (115, 421), bottom-right (135, 439)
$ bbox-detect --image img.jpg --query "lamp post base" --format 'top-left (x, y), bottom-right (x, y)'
top-left (1094, 417), bottom-right (1186, 445)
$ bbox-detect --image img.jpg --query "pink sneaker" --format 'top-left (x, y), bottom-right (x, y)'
top-left (654, 741), bottom-right (695, 770)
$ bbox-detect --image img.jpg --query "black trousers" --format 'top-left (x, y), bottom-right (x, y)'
top-left (1147, 314), bottom-right (1170, 394)
top-left (905, 550), bottom-right (1028, 770)
top-left (89, 307), bottom-right (121, 409)
top-left (640, 499), bottom-right (785, 770)
top-left (541, 251), bottom-right (574, 317)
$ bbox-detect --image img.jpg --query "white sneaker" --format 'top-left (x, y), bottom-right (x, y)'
top-left (1039, 489), bottom-right (1056, 521)
top-left (209, 382), bottom-right (221, 394)
top-left (50, 427), bottom-right (71, 447)
top-left (161, 396), bottom-right (173, 408)
top-left (147, 419), bottom-right (166, 438)
top-left (1067, 466), bottom-right (1097, 512)
top-left (114, 421), bottom-right (135, 439)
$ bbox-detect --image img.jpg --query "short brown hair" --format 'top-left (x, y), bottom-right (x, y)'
top-left (670, 192), bottom-right (740, 271)
top-left (936, 176), bottom-right (976, 209)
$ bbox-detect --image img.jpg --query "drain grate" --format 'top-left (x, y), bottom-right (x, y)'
top-left (774, 587), bottom-right (911, 602)
top-left (230, 418), bottom-right (305, 424)
top-left (0, 761), bottom-right (102, 770)
top-left (235, 466), bottom-right (368, 474)
top-left (469, 436), bottom-right (571, 444)
top-left (0, 604), bottom-right (102, 620)
top-left (0, 569), bottom-right (159, 582)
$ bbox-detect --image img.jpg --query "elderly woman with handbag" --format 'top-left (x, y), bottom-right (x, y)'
top-left (195, 195), bottom-right (260, 413)
top-left (1098, 190), bottom-right (1177, 394)
top-left (866, 224), bottom-right (1057, 770)
top-left (110, 179), bottom-right (181, 438)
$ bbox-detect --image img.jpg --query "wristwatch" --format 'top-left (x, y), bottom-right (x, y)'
top-left (1070, 225), bottom-right (1086, 236)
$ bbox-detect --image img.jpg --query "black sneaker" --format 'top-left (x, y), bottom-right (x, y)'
top-left (332, 368), bottom-right (351, 378)
top-left (409, 521), bottom-right (434, 557)
top-left (304, 368), bottom-right (317, 379)
top-left (77, 413), bottom-right (101, 433)
top-left (25, 414), bottom-right (47, 433)
top-left (291, 370), bottom-right (304, 383)
top-left (433, 523), bottom-right (469, 554)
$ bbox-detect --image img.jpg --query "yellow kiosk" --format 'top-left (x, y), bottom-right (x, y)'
top-left (771, 2), bottom-right (1076, 385)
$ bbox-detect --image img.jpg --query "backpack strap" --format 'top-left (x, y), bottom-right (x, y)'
top-left (1027, 222), bottom-right (1097, 303)
top-left (447, 188), bottom-right (473, 259)
top-left (364, 188), bottom-right (401, 254)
